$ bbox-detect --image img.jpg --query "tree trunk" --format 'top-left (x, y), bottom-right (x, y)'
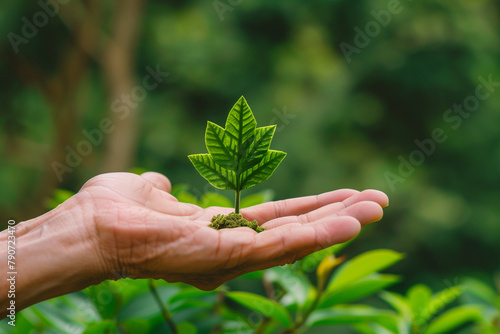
top-left (101, 0), bottom-right (144, 173)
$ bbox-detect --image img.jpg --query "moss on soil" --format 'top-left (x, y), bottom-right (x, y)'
top-left (209, 212), bottom-right (265, 233)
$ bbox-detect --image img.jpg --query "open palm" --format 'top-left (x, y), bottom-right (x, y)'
top-left (80, 172), bottom-right (388, 290)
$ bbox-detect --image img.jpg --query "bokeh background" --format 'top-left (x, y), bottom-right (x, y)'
top-left (1, 0), bottom-right (499, 295)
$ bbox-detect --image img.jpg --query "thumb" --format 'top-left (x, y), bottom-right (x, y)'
top-left (141, 172), bottom-right (172, 193)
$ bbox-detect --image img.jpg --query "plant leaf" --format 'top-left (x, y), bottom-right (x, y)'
top-left (226, 291), bottom-right (292, 327)
top-left (317, 255), bottom-right (346, 291)
top-left (353, 323), bottom-right (398, 334)
top-left (240, 125), bottom-right (277, 170)
top-left (240, 150), bottom-right (287, 190)
top-left (380, 291), bottom-right (413, 320)
top-left (327, 249), bottom-right (404, 292)
top-left (293, 238), bottom-right (355, 273)
top-left (177, 322), bottom-right (198, 334)
top-left (264, 266), bottom-right (315, 309)
top-left (422, 305), bottom-right (483, 334)
top-left (169, 287), bottom-right (215, 305)
top-left (188, 154), bottom-right (236, 190)
top-left (305, 306), bottom-right (397, 327)
top-left (224, 96), bottom-right (257, 162)
top-left (407, 284), bottom-right (433, 325)
top-left (319, 274), bottom-right (401, 308)
top-left (462, 278), bottom-right (498, 305)
top-left (206, 121), bottom-right (237, 170)
top-left (421, 285), bottom-right (463, 324)
top-left (121, 319), bottom-right (151, 334)
top-left (83, 320), bottom-right (117, 334)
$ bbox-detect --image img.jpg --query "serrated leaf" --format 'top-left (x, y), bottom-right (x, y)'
top-left (224, 96), bottom-right (257, 156)
top-left (240, 125), bottom-right (277, 170)
top-left (226, 291), bottom-right (292, 327)
top-left (188, 154), bottom-right (236, 190)
top-left (206, 121), bottom-right (237, 170)
top-left (240, 150), bottom-right (287, 189)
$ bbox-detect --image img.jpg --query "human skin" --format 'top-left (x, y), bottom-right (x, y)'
top-left (0, 172), bottom-right (388, 318)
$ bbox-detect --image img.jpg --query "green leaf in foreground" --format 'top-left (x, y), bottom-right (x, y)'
top-left (318, 273), bottom-right (401, 308)
top-left (305, 306), bottom-right (397, 328)
top-left (327, 249), bottom-right (404, 292)
top-left (422, 305), bottom-right (483, 334)
top-left (226, 291), bottom-right (292, 327)
top-left (189, 96), bottom-right (286, 214)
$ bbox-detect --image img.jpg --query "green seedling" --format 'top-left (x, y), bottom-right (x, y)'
top-left (189, 96), bottom-right (286, 232)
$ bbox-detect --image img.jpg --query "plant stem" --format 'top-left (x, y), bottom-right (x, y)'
top-left (235, 189), bottom-right (241, 214)
top-left (148, 279), bottom-right (177, 334)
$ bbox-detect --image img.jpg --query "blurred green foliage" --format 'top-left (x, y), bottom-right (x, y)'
top-left (1, 0), bottom-right (500, 329)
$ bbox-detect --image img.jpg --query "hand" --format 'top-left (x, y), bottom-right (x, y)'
top-left (0, 171), bottom-right (388, 317)
top-left (80, 172), bottom-right (388, 290)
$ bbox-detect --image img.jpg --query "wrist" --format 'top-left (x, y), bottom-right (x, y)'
top-left (0, 192), bottom-right (107, 317)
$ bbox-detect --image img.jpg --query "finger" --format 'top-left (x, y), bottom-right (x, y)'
top-left (246, 216), bottom-right (361, 269)
top-left (141, 172), bottom-right (172, 193)
top-left (83, 172), bottom-right (200, 216)
top-left (145, 187), bottom-right (201, 216)
top-left (342, 189), bottom-right (389, 208)
top-left (335, 201), bottom-right (384, 225)
top-left (241, 189), bottom-right (360, 223)
top-left (262, 199), bottom-right (384, 229)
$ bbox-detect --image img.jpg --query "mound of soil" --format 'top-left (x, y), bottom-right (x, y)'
top-left (209, 212), bottom-right (265, 233)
